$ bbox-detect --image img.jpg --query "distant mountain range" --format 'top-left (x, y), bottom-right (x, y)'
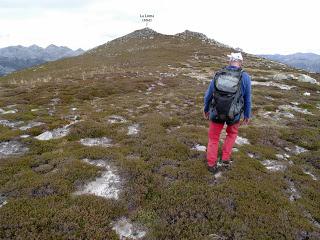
top-left (259, 53), bottom-right (320, 73)
top-left (0, 45), bottom-right (84, 76)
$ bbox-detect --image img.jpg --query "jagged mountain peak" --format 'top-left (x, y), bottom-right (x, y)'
top-left (46, 44), bottom-right (62, 50)
top-left (29, 44), bottom-right (42, 49)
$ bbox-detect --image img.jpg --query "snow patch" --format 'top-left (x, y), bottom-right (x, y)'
top-left (303, 92), bottom-right (311, 96)
top-left (80, 137), bottom-right (113, 147)
top-left (112, 217), bottom-right (146, 239)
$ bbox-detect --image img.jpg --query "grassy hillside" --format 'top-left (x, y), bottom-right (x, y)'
top-left (0, 28), bottom-right (319, 239)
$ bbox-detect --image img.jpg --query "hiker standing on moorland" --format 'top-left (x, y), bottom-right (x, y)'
top-left (203, 52), bottom-right (252, 174)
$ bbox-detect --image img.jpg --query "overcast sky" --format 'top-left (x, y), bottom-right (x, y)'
top-left (0, 0), bottom-right (319, 54)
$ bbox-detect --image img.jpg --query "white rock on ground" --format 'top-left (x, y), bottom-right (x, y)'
top-left (112, 217), bottom-right (146, 239)
top-left (0, 109), bottom-right (18, 114)
top-left (128, 124), bottom-right (140, 136)
top-left (273, 73), bottom-right (295, 81)
top-left (278, 105), bottom-right (313, 115)
top-left (35, 127), bottom-right (70, 141)
top-left (214, 171), bottom-right (223, 179)
top-left (191, 144), bottom-right (206, 152)
top-left (265, 96), bottom-right (275, 101)
top-left (286, 145), bottom-right (308, 155)
top-left (5, 104), bottom-right (17, 108)
top-left (80, 137), bottom-right (113, 147)
top-left (0, 196), bottom-right (7, 208)
top-left (303, 170), bottom-right (318, 181)
top-left (0, 141), bottom-right (29, 158)
top-left (137, 104), bottom-right (150, 109)
top-left (208, 233), bottom-right (228, 240)
top-left (50, 98), bottom-right (60, 105)
top-left (75, 159), bottom-right (121, 199)
top-left (235, 136), bottom-right (250, 145)
top-left (294, 145), bottom-right (308, 154)
top-left (108, 115), bottom-right (127, 124)
top-left (147, 84), bottom-right (156, 91)
top-left (251, 81), bottom-right (295, 90)
top-left (275, 154), bottom-right (288, 160)
top-left (19, 121), bottom-right (44, 131)
top-left (183, 72), bottom-right (211, 83)
top-left (288, 181), bottom-right (301, 201)
top-left (261, 160), bottom-right (287, 172)
top-left (261, 110), bottom-right (295, 120)
top-left (303, 92), bottom-right (311, 96)
top-left (0, 120), bottom-right (24, 128)
top-left (20, 135), bottom-right (30, 139)
top-left (297, 74), bottom-right (318, 84)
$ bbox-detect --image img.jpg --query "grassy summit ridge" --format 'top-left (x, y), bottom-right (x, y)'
top-left (0, 28), bottom-right (319, 239)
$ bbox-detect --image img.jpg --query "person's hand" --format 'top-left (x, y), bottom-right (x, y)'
top-left (240, 118), bottom-right (250, 126)
top-left (203, 111), bottom-right (209, 120)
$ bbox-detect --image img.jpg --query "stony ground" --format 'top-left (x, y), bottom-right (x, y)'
top-left (0, 29), bottom-right (319, 239)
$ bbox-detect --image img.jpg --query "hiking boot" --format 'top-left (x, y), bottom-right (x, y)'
top-left (222, 159), bottom-right (232, 168)
top-left (207, 165), bottom-right (219, 174)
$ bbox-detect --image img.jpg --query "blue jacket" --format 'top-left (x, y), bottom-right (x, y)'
top-left (204, 65), bottom-right (252, 119)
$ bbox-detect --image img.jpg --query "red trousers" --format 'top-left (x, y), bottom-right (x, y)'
top-left (207, 121), bottom-right (240, 167)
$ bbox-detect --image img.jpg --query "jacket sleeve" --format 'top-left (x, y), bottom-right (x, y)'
top-left (204, 79), bottom-right (215, 113)
top-left (242, 72), bottom-right (252, 119)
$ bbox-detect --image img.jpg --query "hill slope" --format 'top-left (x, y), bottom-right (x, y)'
top-left (259, 52), bottom-right (320, 73)
top-left (0, 28), bottom-right (319, 239)
top-left (0, 44), bottom-right (84, 76)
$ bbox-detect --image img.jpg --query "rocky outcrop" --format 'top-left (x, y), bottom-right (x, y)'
top-left (273, 73), bottom-right (319, 84)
